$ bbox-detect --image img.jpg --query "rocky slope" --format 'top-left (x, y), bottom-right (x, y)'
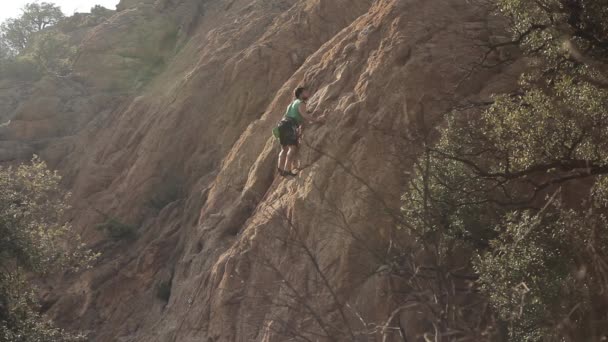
top-left (0, 0), bottom-right (522, 340)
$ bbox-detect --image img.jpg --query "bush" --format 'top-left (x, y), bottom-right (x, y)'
top-left (90, 5), bottom-right (114, 20)
top-left (0, 156), bottom-right (95, 340)
top-left (146, 180), bottom-right (182, 211)
top-left (0, 56), bottom-right (42, 80)
top-left (0, 273), bottom-right (86, 342)
top-left (27, 30), bottom-right (76, 76)
top-left (96, 218), bottom-right (138, 241)
top-left (156, 279), bottom-right (172, 302)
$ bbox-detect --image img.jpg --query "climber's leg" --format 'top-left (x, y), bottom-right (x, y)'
top-left (278, 146), bottom-right (289, 175)
top-left (278, 120), bottom-right (299, 177)
top-left (285, 145), bottom-right (299, 176)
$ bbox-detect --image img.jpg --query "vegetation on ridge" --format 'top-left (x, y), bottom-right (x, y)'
top-left (0, 2), bottom-right (113, 79)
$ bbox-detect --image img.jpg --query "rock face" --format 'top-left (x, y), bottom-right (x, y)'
top-left (0, 0), bottom-right (521, 341)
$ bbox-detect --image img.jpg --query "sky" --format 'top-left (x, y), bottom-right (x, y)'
top-left (0, 0), bottom-right (119, 23)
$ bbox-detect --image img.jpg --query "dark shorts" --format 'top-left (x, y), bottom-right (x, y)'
top-left (278, 118), bottom-right (299, 146)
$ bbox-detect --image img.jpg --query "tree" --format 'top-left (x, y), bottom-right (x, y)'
top-left (22, 2), bottom-right (64, 31)
top-left (401, 0), bottom-right (608, 340)
top-left (0, 38), bottom-right (11, 61)
top-left (0, 19), bottom-right (31, 54)
top-left (0, 2), bottom-right (64, 54)
top-left (0, 2), bottom-right (74, 78)
top-left (0, 156), bottom-right (96, 341)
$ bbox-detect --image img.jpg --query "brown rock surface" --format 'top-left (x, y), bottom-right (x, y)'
top-left (0, 0), bottom-right (522, 340)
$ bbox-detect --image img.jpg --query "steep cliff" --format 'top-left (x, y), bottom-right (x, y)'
top-left (0, 0), bottom-right (521, 340)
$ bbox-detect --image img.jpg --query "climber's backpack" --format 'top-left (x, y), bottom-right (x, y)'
top-left (273, 118), bottom-right (298, 140)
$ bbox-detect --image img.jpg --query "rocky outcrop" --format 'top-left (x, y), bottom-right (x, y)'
top-left (0, 0), bottom-right (522, 340)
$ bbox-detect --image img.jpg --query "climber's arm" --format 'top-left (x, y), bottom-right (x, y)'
top-left (299, 102), bottom-right (319, 124)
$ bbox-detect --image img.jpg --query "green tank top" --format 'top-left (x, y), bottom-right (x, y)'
top-left (285, 99), bottom-right (303, 124)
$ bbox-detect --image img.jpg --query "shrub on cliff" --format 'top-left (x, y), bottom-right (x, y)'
top-left (0, 56), bottom-right (43, 81)
top-left (0, 156), bottom-right (96, 341)
top-left (401, 0), bottom-right (608, 340)
top-left (28, 30), bottom-right (76, 76)
top-left (96, 218), bottom-right (138, 241)
top-left (90, 5), bottom-right (114, 20)
top-left (0, 39), bottom-right (11, 61)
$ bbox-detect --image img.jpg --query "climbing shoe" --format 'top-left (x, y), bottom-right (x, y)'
top-left (284, 170), bottom-right (298, 177)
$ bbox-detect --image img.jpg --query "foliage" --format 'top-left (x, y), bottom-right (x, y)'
top-left (57, 5), bottom-right (114, 33)
top-left (475, 193), bottom-right (608, 341)
top-left (0, 38), bottom-right (12, 61)
top-left (1, 18), bottom-right (32, 55)
top-left (494, 0), bottom-right (608, 90)
top-left (156, 280), bottom-right (172, 302)
top-left (0, 57), bottom-right (42, 81)
top-left (0, 3), bottom-right (64, 54)
top-left (401, 0), bottom-right (608, 340)
top-left (146, 179), bottom-right (182, 211)
top-left (20, 3), bottom-right (64, 31)
top-left (90, 5), bottom-right (114, 19)
top-left (0, 156), bottom-right (95, 273)
top-left (0, 2), bottom-right (75, 78)
top-left (96, 218), bottom-right (138, 241)
top-left (496, 0), bottom-right (608, 60)
top-left (0, 273), bottom-right (86, 342)
top-left (28, 30), bottom-right (76, 76)
top-left (0, 2), bottom-right (77, 77)
top-left (0, 156), bottom-right (95, 341)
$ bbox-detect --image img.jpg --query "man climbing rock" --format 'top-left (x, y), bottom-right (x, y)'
top-left (277, 86), bottom-right (322, 177)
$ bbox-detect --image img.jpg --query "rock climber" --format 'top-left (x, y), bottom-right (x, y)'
top-left (277, 86), bottom-right (322, 177)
